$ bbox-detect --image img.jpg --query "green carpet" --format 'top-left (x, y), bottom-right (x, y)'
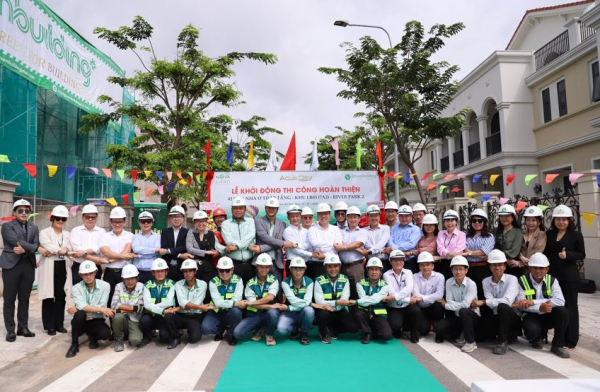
top-left (215, 329), bottom-right (446, 392)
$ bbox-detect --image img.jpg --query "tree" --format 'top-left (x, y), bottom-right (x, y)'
top-left (80, 16), bottom-right (279, 203)
top-left (319, 21), bottom-right (467, 203)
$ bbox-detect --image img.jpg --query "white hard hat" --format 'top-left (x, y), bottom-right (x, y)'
top-left (151, 258), bottom-right (168, 271)
top-left (109, 206), bottom-right (127, 219)
top-left (255, 253), bottom-right (273, 266)
top-left (217, 257), bottom-right (233, 269)
top-left (470, 208), bottom-right (488, 221)
top-left (450, 255), bottom-right (469, 267)
top-left (287, 204), bottom-right (302, 214)
top-left (422, 214), bottom-right (438, 225)
top-left (301, 206), bottom-right (314, 216)
top-left (12, 199), bottom-right (31, 210)
top-left (180, 259), bottom-right (198, 270)
top-left (413, 203), bottom-right (427, 212)
top-left (79, 260), bottom-right (98, 274)
top-left (138, 211), bottom-right (154, 221)
top-left (51, 205), bottom-right (69, 218)
top-left (552, 205), bottom-right (573, 218)
top-left (121, 264), bottom-right (139, 279)
top-left (232, 196), bottom-right (246, 207)
top-left (443, 209), bottom-right (459, 220)
top-left (346, 206), bottom-right (361, 216)
top-left (498, 204), bottom-right (516, 216)
top-left (289, 257), bottom-right (306, 268)
top-left (366, 257), bottom-right (383, 269)
top-left (193, 210), bottom-right (208, 220)
top-left (417, 251), bottom-right (434, 263)
top-left (528, 253), bottom-right (550, 268)
top-left (390, 249), bottom-right (405, 259)
top-left (366, 205), bottom-right (381, 214)
top-left (265, 197), bottom-right (280, 208)
top-left (398, 205), bottom-right (413, 215)
top-left (323, 253), bottom-right (341, 265)
top-left (169, 205), bottom-right (185, 215)
top-left (81, 204), bottom-right (99, 214)
top-left (487, 249), bottom-right (507, 264)
top-left (524, 206), bottom-right (543, 217)
top-left (317, 203), bottom-right (331, 213)
top-left (334, 201), bottom-right (348, 211)
top-left (384, 201), bottom-right (399, 210)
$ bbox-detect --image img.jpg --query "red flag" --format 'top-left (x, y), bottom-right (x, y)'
top-left (506, 174), bottom-right (516, 186)
top-left (280, 132), bottom-right (296, 171)
top-left (545, 173), bottom-right (559, 184)
top-left (202, 140), bottom-right (211, 171)
top-left (427, 183), bottom-right (437, 192)
top-left (387, 172), bottom-right (395, 178)
top-left (1, 216), bottom-right (16, 221)
top-left (130, 170), bottom-right (138, 182)
top-left (421, 172), bottom-right (432, 182)
top-left (23, 164), bottom-right (37, 178)
top-left (121, 194), bottom-right (129, 205)
top-left (516, 200), bottom-right (527, 213)
top-left (102, 168), bottom-right (112, 178)
top-left (376, 139), bottom-right (383, 169)
top-left (450, 187), bottom-right (461, 193)
top-left (145, 188), bottom-right (154, 197)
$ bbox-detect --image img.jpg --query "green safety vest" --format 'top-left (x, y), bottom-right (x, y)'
top-left (518, 274), bottom-right (554, 300)
top-left (246, 274), bottom-right (277, 316)
top-left (283, 276), bottom-right (313, 306)
top-left (211, 274), bottom-right (240, 313)
top-left (144, 279), bottom-right (174, 315)
top-left (358, 278), bottom-right (388, 317)
top-left (316, 274), bottom-right (348, 302)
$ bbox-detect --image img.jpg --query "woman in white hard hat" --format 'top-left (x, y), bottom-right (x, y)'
top-left (519, 206), bottom-right (547, 273)
top-left (38, 205), bottom-right (72, 336)
top-left (494, 204), bottom-right (524, 277)
top-left (463, 209), bottom-right (495, 304)
top-left (543, 205), bottom-right (585, 349)
top-left (436, 210), bottom-right (466, 281)
top-left (413, 214), bottom-right (439, 261)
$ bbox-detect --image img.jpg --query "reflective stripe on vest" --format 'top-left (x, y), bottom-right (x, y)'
top-left (246, 274), bottom-right (276, 315)
top-left (144, 279), bottom-right (174, 314)
top-left (358, 278), bottom-right (388, 316)
top-left (519, 274), bottom-right (553, 300)
top-left (283, 276), bottom-right (313, 306)
top-left (317, 274), bottom-right (347, 301)
top-left (210, 275), bottom-right (240, 313)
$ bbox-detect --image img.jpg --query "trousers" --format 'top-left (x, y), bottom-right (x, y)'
top-left (2, 260), bottom-right (35, 333)
top-left (354, 309), bottom-right (392, 340)
top-left (41, 260), bottom-right (67, 331)
top-left (165, 313), bottom-right (205, 343)
top-left (71, 310), bottom-right (111, 344)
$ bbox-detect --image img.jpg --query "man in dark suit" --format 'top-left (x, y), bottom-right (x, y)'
top-left (1, 199), bottom-right (42, 342)
top-left (159, 205), bottom-right (190, 282)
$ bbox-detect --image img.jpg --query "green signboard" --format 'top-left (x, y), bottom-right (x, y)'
top-left (133, 202), bottom-right (168, 234)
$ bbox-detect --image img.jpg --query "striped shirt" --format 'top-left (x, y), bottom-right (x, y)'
top-left (465, 234), bottom-right (495, 263)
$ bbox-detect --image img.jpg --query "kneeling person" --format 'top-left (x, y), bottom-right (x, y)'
top-left (276, 257), bottom-right (315, 345)
top-left (355, 258), bottom-right (392, 344)
top-left (111, 264), bottom-right (145, 352)
top-left (140, 258), bottom-right (178, 345)
top-left (411, 252), bottom-right (445, 337)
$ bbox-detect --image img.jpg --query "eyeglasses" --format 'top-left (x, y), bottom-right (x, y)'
top-left (139, 220), bottom-right (153, 224)
top-left (83, 215), bottom-right (97, 220)
top-left (471, 219), bottom-right (484, 224)
top-left (16, 209), bottom-right (31, 214)
top-left (53, 217), bottom-right (68, 222)
top-left (218, 269), bottom-right (233, 273)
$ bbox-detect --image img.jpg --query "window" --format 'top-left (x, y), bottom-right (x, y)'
top-left (542, 88), bottom-right (552, 123)
top-left (430, 149), bottom-right (437, 170)
top-left (557, 80), bottom-right (567, 116)
top-left (591, 60), bottom-right (600, 102)
top-left (593, 158), bottom-right (600, 170)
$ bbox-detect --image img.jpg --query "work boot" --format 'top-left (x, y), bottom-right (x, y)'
top-left (300, 331), bottom-right (310, 345)
top-left (114, 339), bottom-right (125, 352)
top-left (251, 327), bottom-right (265, 342)
top-left (167, 339), bottom-right (180, 350)
top-left (66, 343), bottom-right (79, 358)
top-left (493, 341), bottom-right (508, 355)
top-left (266, 335), bottom-right (276, 346)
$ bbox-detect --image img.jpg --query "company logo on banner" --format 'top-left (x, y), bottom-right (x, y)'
top-left (0, 0), bottom-right (123, 113)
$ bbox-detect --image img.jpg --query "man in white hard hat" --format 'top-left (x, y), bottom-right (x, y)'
top-left (307, 203), bottom-right (343, 280)
top-left (99, 207), bottom-right (136, 307)
top-left (387, 205), bottom-right (422, 273)
top-left (469, 249), bottom-right (520, 355)
top-left (275, 257), bottom-right (314, 345)
top-left (411, 251), bottom-right (445, 338)
top-left (313, 253), bottom-right (358, 344)
top-left (251, 197), bottom-right (294, 282)
top-left (300, 207), bottom-right (314, 230)
top-left (513, 253), bottom-right (570, 358)
top-left (201, 256), bottom-right (247, 346)
top-left (1, 199), bottom-right (41, 342)
top-left (333, 201), bottom-right (349, 229)
top-left (336, 206), bottom-right (368, 300)
top-left (364, 204), bottom-right (391, 272)
top-left (165, 259), bottom-right (215, 349)
top-left (383, 201), bottom-right (399, 228)
top-left (434, 256), bottom-right (481, 353)
top-left (111, 264), bottom-right (145, 352)
top-left (66, 261), bottom-right (113, 358)
top-left (159, 205), bottom-right (190, 282)
top-left (233, 253), bottom-right (280, 346)
top-left (221, 196), bottom-right (256, 285)
top-left (132, 211), bottom-right (161, 283)
top-left (355, 258), bottom-right (392, 344)
top-left (69, 203), bottom-right (106, 284)
top-left (412, 203), bottom-right (428, 229)
top-left (283, 205), bottom-right (318, 268)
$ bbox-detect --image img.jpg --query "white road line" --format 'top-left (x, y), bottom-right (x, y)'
top-left (418, 337), bottom-right (504, 388)
top-left (509, 341), bottom-right (600, 379)
top-left (148, 340), bottom-right (220, 391)
top-left (40, 346), bottom-right (136, 392)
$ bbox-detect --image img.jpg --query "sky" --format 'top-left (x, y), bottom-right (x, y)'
top-left (45, 0), bottom-right (581, 169)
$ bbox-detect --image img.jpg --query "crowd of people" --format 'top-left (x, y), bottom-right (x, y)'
top-left (0, 196), bottom-right (585, 360)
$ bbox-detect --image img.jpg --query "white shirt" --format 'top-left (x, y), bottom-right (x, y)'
top-left (339, 226), bottom-right (368, 264)
top-left (307, 224), bottom-right (343, 261)
top-left (383, 268), bottom-right (413, 308)
top-left (412, 271), bottom-right (445, 307)
top-left (69, 225), bottom-right (106, 263)
top-left (364, 224), bottom-right (391, 260)
top-left (482, 274), bottom-right (519, 315)
top-left (173, 227), bottom-right (181, 245)
top-left (283, 224), bottom-right (312, 261)
top-left (445, 277), bottom-right (480, 317)
top-left (99, 230), bottom-right (134, 269)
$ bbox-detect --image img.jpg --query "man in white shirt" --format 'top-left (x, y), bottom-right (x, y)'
top-left (283, 205), bottom-right (317, 265)
top-left (69, 204), bottom-right (106, 284)
top-left (410, 251), bottom-right (445, 338)
top-left (307, 203), bottom-right (342, 280)
top-left (363, 205), bottom-right (391, 272)
top-left (300, 207), bottom-right (314, 230)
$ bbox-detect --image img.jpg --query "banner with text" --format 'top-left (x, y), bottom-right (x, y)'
top-left (0, 0), bottom-right (123, 113)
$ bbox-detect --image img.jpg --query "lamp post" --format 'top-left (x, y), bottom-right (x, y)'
top-left (334, 20), bottom-right (400, 204)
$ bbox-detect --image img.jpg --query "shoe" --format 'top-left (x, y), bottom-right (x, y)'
top-left (56, 327), bottom-right (68, 333)
top-left (531, 340), bottom-right (543, 349)
top-left (167, 339), bottom-right (180, 350)
top-left (266, 335), bottom-right (276, 346)
top-left (493, 341), bottom-right (508, 355)
top-left (300, 332), bottom-right (310, 345)
top-left (66, 343), bottom-right (79, 358)
top-left (139, 337), bottom-right (150, 347)
top-left (551, 346), bottom-right (570, 359)
top-left (89, 339), bottom-right (99, 350)
top-left (361, 332), bottom-right (372, 344)
top-left (226, 334), bottom-right (238, 346)
top-left (214, 332), bottom-right (223, 342)
top-left (320, 329), bottom-right (332, 344)
top-left (108, 333), bottom-right (115, 341)
top-left (6, 332), bottom-right (16, 342)
top-left (17, 328), bottom-right (35, 337)
top-left (47, 329), bottom-right (56, 336)
top-left (410, 333), bottom-right (420, 344)
top-left (454, 332), bottom-right (465, 345)
top-left (435, 335), bottom-right (444, 344)
top-left (289, 330), bottom-right (300, 341)
top-left (251, 327), bottom-right (265, 342)
top-left (114, 339), bottom-right (125, 352)
top-left (461, 342), bottom-right (477, 353)
top-left (330, 330), bottom-right (339, 340)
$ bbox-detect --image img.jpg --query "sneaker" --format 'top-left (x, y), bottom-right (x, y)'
top-left (330, 330), bottom-right (339, 340)
top-left (493, 341), bottom-right (508, 355)
top-left (551, 346), bottom-right (570, 359)
top-left (361, 332), bottom-right (372, 345)
top-left (320, 330), bottom-right (332, 344)
top-left (300, 332), bottom-right (310, 345)
top-left (114, 339), bottom-right (124, 352)
top-left (454, 332), bottom-right (465, 345)
top-left (289, 330), bottom-right (300, 341)
top-left (266, 335), bottom-right (276, 346)
top-left (226, 334), bottom-right (238, 346)
top-left (461, 342), bottom-right (477, 353)
top-left (251, 327), bottom-right (265, 342)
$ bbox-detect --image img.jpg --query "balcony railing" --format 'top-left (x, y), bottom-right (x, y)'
top-left (468, 142), bottom-right (480, 163)
top-left (486, 132), bottom-right (502, 156)
top-left (453, 150), bottom-right (464, 169)
top-left (441, 156), bottom-right (449, 173)
top-left (534, 30), bottom-right (569, 70)
top-left (580, 21), bottom-right (596, 43)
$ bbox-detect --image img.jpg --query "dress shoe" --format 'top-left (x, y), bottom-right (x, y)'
top-left (361, 332), bottom-right (372, 344)
top-left (213, 332), bottom-right (223, 342)
top-left (89, 339), bottom-right (99, 349)
top-left (530, 340), bottom-right (543, 349)
top-left (493, 341), bottom-right (508, 355)
top-left (66, 343), bottom-right (79, 358)
top-left (47, 329), bottom-right (56, 336)
top-left (226, 334), bottom-right (237, 346)
top-left (56, 327), bottom-right (68, 333)
top-left (435, 335), bottom-right (444, 343)
top-left (17, 328), bottom-right (35, 337)
top-left (167, 339), bottom-right (180, 350)
top-left (410, 334), bottom-right (420, 344)
top-left (6, 332), bottom-right (16, 342)
top-left (551, 346), bottom-right (570, 359)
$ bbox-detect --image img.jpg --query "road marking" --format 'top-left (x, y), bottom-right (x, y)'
top-left (418, 337), bottom-right (504, 387)
top-left (40, 346), bottom-right (136, 392)
top-left (148, 340), bottom-right (220, 391)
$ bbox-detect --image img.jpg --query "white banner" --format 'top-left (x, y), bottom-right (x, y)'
top-left (0, 0), bottom-right (123, 113)
top-left (209, 171), bottom-right (382, 219)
